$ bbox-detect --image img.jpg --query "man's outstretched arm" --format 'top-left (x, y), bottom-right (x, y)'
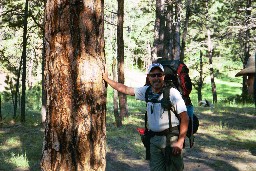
top-left (103, 71), bottom-right (135, 96)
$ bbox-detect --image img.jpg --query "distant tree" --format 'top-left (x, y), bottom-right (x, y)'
top-left (152, 0), bottom-right (165, 59)
top-left (1, 0), bottom-right (44, 120)
top-left (112, 58), bottom-right (122, 127)
top-left (104, 1), bottom-right (123, 126)
top-left (216, 0), bottom-right (255, 101)
top-left (41, 1), bottom-right (46, 125)
top-left (191, 50), bottom-right (208, 102)
top-left (180, 0), bottom-right (192, 61)
top-left (0, 94), bottom-right (2, 121)
top-left (117, 0), bottom-right (128, 119)
top-left (240, 0), bottom-right (252, 101)
top-left (152, 0), bottom-right (191, 61)
top-left (205, 0), bottom-right (217, 103)
top-left (41, 1), bottom-right (106, 170)
top-left (20, 0), bottom-right (29, 122)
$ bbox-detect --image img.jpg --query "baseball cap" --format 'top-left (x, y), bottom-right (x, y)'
top-left (147, 63), bottom-right (164, 74)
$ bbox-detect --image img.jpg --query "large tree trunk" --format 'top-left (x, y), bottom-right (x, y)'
top-left (180, 0), bottom-right (192, 62)
top-left (173, 0), bottom-right (181, 60)
top-left (41, 1), bottom-right (106, 170)
top-left (117, 0), bottom-right (128, 119)
top-left (21, 0), bottom-right (29, 122)
top-left (152, 0), bottom-right (164, 60)
top-left (164, 0), bottom-right (173, 60)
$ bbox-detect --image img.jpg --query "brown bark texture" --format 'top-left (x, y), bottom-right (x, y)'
top-left (117, 0), bottom-right (128, 118)
top-left (41, 0), bottom-right (106, 171)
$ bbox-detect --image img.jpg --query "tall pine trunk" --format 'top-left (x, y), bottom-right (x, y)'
top-left (41, 0), bottom-right (46, 124)
top-left (112, 59), bottom-right (122, 127)
top-left (206, 1), bottom-right (217, 104)
top-left (13, 58), bottom-right (22, 119)
top-left (242, 0), bottom-right (251, 102)
top-left (198, 50), bottom-right (203, 102)
top-left (117, 0), bottom-right (128, 118)
top-left (173, 0), bottom-right (181, 60)
top-left (180, 0), bottom-right (192, 61)
top-left (41, 1), bottom-right (106, 170)
top-left (207, 29), bottom-right (217, 104)
top-left (152, 0), bottom-right (164, 59)
top-left (164, 1), bottom-right (173, 59)
top-left (21, 0), bottom-right (29, 122)
top-left (0, 94), bottom-right (2, 121)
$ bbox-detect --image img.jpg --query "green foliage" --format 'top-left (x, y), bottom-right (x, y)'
top-left (26, 83), bottom-right (41, 111)
top-left (104, 0), bottom-right (155, 70)
top-left (2, 75), bottom-right (16, 103)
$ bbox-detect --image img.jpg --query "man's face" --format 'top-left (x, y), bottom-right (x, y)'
top-left (147, 68), bottom-right (165, 92)
top-left (246, 74), bottom-right (255, 95)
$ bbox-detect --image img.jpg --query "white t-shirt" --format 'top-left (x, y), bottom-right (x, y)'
top-left (135, 86), bottom-right (187, 132)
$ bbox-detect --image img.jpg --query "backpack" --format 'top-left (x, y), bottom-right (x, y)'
top-left (139, 59), bottom-right (199, 159)
top-left (155, 59), bottom-right (199, 143)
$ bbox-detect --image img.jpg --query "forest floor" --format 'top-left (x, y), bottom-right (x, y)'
top-left (1, 107), bottom-right (255, 171)
top-left (1, 69), bottom-right (256, 171)
top-left (105, 106), bottom-right (256, 171)
top-left (104, 68), bottom-right (256, 171)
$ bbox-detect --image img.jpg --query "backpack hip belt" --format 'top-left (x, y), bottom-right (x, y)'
top-left (150, 126), bottom-right (178, 136)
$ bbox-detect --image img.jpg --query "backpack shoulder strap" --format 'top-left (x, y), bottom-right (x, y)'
top-left (161, 86), bottom-right (174, 112)
top-left (161, 86), bottom-right (180, 131)
top-left (144, 86), bottom-right (151, 130)
top-left (145, 86), bottom-right (151, 103)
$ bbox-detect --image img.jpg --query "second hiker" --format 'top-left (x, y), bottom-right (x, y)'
top-left (102, 63), bottom-right (189, 171)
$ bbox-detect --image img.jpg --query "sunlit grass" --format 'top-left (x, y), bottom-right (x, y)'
top-left (8, 152), bottom-right (29, 168)
top-left (0, 136), bottom-right (21, 150)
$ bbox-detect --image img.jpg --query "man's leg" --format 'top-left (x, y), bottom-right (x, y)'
top-left (166, 134), bottom-right (184, 171)
top-left (150, 136), bottom-right (166, 171)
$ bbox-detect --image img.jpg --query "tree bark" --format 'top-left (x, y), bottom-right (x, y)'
top-left (21, 0), bottom-right (29, 122)
top-left (112, 59), bottom-right (122, 127)
top-left (152, 0), bottom-right (163, 60)
top-left (41, 1), bottom-right (106, 170)
top-left (180, 0), bottom-right (192, 61)
top-left (41, 0), bottom-right (46, 124)
top-left (117, 0), bottom-right (128, 119)
top-left (13, 57), bottom-right (22, 119)
top-left (242, 0), bottom-right (251, 102)
top-left (207, 29), bottom-right (217, 104)
top-left (173, 0), bottom-right (181, 60)
top-left (198, 50), bottom-right (203, 102)
top-left (0, 94), bottom-right (2, 121)
top-left (164, 0), bottom-right (173, 59)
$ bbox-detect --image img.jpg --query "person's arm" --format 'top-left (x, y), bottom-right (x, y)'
top-left (103, 71), bottom-right (135, 96)
top-left (171, 111), bottom-right (189, 154)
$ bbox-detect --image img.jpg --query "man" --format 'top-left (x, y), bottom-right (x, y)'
top-left (235, 56), bottom-right (255, 95)
top-left (103, 63), bottom-right (189, 171)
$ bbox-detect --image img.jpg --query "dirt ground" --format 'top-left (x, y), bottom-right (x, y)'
top-left (106, 134), bottom-right (256, 171)
top-left (105, 107), bottom-right (256, 171)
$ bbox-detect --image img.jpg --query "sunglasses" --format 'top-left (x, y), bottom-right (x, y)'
top-left (148, 73), bottom-right (164, 78)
